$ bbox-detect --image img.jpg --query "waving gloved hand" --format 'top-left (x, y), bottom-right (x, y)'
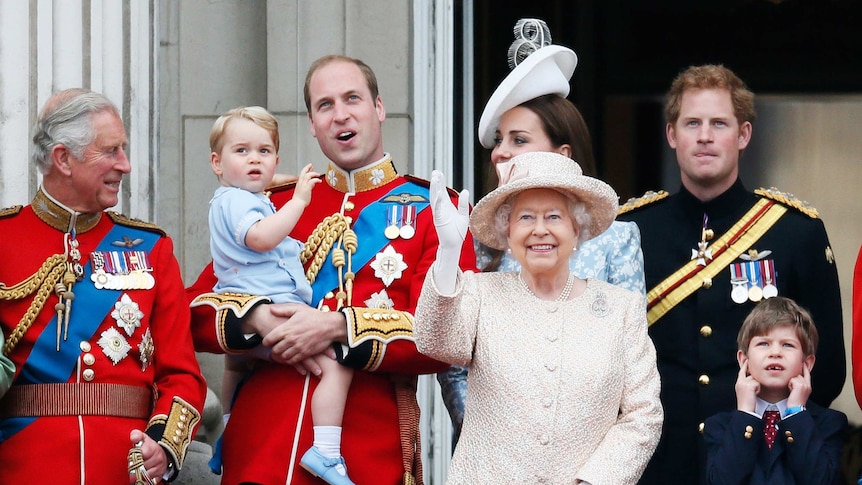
top-left (429, 170), bottom-right (469, 295)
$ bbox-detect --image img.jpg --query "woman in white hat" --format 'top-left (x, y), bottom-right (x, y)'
top-left (415, 151), bottom-right (661, 484)
top-left (437, 18), bottom-right (645, 446)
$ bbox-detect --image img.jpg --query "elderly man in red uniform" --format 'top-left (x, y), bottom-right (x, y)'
top-left (187, 55), bottom-right (477, 484)
top-left (0, 89), bottom-right (206, 483)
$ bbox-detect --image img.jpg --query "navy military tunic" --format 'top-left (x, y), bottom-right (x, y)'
top-left (618, 179), bottom-right (844, 485)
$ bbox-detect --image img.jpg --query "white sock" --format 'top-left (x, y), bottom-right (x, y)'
top-left (313, 425), bottom-right (343, 458)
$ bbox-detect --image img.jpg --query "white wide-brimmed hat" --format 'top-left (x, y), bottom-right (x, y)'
top-left (470, 152), bottom-right (618, 250)
top-left (477, 44), bottom-right (578, 149)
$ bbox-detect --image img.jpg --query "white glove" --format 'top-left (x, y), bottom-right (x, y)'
top-left (429, 170), bottom-right (469, 295)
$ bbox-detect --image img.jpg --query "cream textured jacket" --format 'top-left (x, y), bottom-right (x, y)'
top-left (416, 270), bottom-right (663, 485)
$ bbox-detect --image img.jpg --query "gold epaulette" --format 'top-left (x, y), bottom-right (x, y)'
top-left (618, 190), bottom-right (669, 215)
top-left (0, 205), bottom-right (23, 219)
top-left (106, 211), bottom-right (166, 236)
top-left (755, 187), bottom-right (819, 219)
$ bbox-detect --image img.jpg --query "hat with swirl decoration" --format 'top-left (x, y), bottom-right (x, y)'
top-left (477, 18), bottom-right (578, 149)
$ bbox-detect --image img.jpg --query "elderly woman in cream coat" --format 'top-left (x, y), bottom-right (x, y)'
top-left (416, 151), bottom-right (662, 485)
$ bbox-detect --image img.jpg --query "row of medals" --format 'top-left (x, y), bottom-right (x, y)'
top-left (730, 260), bottom-right (778, 304)
top-left (384, 205), bottom-right (416, 240)
top-left (90, 250), bottom-right (155, 290)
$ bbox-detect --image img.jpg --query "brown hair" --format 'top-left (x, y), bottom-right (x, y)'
top-left (737, 297), bottom-right (819, 357)
top-left (209, 106), bottom-right (279, 156)
top-left (303, 55), bottom-right (379, 112)
top-left (664, 64), bottom-right (756, 126)
top-left (517, 95), bottom-right (596, 176)
top-left (482, 94), bottom-right (596, 272)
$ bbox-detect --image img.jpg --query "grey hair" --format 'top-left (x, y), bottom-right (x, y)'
top-left (493, 189), bottom-right (592, 246)
top-left (31, 89), bottom-right (121, 173)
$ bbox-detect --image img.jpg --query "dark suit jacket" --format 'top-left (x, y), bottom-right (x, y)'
top-left (703, 402), bottom-right (846, 484)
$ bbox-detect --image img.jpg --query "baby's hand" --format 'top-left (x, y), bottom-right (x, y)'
top-left (787, 361), bottom-right (812, 408)
top-left (735, 358), bottom-right (759, 412)
top-left (293, 163), bottom-right (322, 205)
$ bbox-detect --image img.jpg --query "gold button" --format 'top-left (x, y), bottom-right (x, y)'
top-left (702, 277), bottom-right (712, 289)
top-left (344, 201), bottom-right (355, 211)
top-left (698, 374), bottom-right (710, 386)
top-left (80, 341), bottom-right (92, 352)
top-left (785, 430), bottom-right (792, 436)
top-left (787, 437), bottom-right (794, 443)
top-left (700, 325), bottom-right (712, 337)
top-left (82, 353), bottom-right (95, 366)
top-left (744, 432), bottom-right (752, 439)
top-left (745, 425), bottom-right (754, 433)
top-left (698, 422), bottom-right (705, 434)
top-left (83, 369), bottom-right (95, 381)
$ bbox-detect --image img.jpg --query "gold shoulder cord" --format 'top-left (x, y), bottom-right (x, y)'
top-left (300, 213), bottom-right (358, 309)
top-left (0, 254), bottom-right (68, 354)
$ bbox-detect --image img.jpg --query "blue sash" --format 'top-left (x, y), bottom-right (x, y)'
top-left (0, 224), bottom-right (158, 441)
top-left (310, 181), bottom-right (430, 305)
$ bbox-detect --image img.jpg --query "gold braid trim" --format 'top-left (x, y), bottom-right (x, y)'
top-left (0, 254), bottom-right (67, 354)
top-left (300, 213), bottom-right (351, 285)
top-left (618, 190), bottom-right (669, 215)
top-left (150, 396), bottom-right (202, 470)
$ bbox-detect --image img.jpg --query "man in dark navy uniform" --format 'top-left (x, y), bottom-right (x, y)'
top-left (618, 64), bottom-right (844, 485)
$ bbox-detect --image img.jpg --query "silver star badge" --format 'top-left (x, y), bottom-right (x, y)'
top-left (365, 289), bottom-right (395, 309)
top-left (370, 246), bottom-right (408, 287)
top-left (98, 327), bottom-right (132, 365)
top-left (111, 294), bottom-right (144, 336)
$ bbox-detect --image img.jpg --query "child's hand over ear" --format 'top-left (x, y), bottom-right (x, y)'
top-left (787, 361), bottom-right (812, 408)
top-left (735, 358), bottom-right (759, 413)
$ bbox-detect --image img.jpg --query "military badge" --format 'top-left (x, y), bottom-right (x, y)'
top-left (365, 289), bottom-right (395, 310)
top-left (98, 327), bottom-right (132, 365)
top-left (138, 328), bottom-right (154, 372)
top-left (112, 294), bottom-right (144, 336)
top-left (370, 246), bottom-right (408, 287)
top-left (691, 214), bottom-right (713, 266)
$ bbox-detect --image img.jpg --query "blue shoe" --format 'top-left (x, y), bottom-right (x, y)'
top-left (300, 446), bottom-right (355, 485)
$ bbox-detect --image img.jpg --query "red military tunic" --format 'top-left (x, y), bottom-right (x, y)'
top-left (0, 189), bottom-right (206, 483)
top-left (852, 244), bottom-right (862, 407)
top-left (188, 156), bottom-right (477, 485)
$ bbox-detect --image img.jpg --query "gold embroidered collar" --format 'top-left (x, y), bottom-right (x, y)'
top-left (324, 155), bottom-right (399, 193)
top-left (32, 187), bottom-right (102, 233)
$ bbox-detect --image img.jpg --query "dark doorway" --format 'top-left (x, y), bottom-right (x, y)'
top-left (470, 0), bottom-right (862, 200)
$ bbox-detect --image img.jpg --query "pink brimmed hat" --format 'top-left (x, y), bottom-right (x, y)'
top-left (469, 152), bottom-right (619, 251)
